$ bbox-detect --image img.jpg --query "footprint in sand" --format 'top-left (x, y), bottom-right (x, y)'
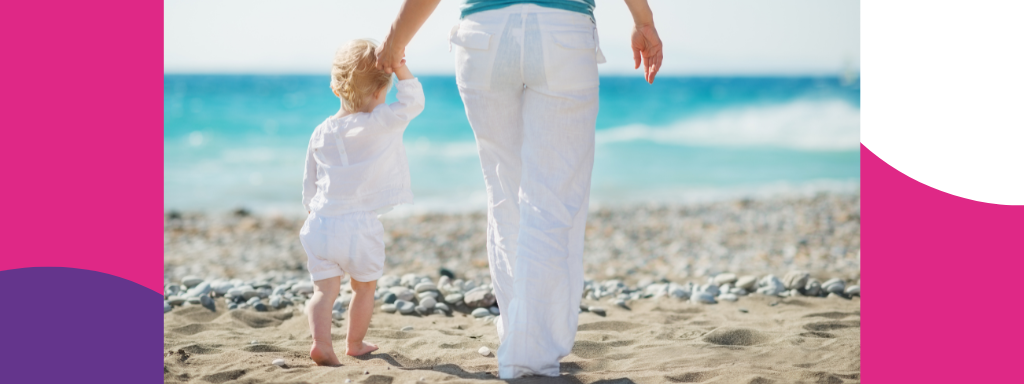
top-left (802, 320), bottom-right (860, 332)
top-left (702, 328), bottom-right (771, 346)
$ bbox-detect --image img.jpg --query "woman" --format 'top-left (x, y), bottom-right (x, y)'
top-left (376, 0), bottom-right (663, 378)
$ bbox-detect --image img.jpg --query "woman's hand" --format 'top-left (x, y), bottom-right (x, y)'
top-left (631, 24), bottom-right (663, 84)
top-left (375, 31), bottom-right (406, 75)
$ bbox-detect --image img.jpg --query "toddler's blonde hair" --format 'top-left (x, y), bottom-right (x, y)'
top-left (331, 39), bottom-right (392, 113)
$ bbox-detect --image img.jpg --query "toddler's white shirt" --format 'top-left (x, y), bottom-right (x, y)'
top-left (302, 79), bottom-right (425, 216)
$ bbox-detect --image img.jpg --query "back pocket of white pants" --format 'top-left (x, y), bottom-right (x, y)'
top-left (545, 30), bottom-right (600, 91)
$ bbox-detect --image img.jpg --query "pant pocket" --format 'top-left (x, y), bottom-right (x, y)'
top-left (543, 30), bottom-right (600, 91)
top-left (451, 24), bottom-right (496, 90)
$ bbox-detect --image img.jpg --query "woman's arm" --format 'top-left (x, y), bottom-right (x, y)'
top-left (624, 0), bottom-right (663, 84)
top-left (376, 0), bottom-right (442, 74)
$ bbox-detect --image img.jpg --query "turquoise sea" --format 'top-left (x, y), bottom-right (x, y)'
top-left (164, 75), bottom-right (860, 215)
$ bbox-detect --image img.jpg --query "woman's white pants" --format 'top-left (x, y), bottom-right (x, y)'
top-left (451, 4), bottom-right (604, 379)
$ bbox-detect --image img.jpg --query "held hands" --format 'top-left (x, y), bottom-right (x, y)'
top-left (375, 31), bottom-right (406, 75)
top-left (631, 24), bottom-right (663, 84)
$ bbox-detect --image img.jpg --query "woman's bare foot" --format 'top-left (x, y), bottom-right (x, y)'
top-left (310, 342), bottom-right (342, 366)
top-left (345, 341), bottom-right (379, 356)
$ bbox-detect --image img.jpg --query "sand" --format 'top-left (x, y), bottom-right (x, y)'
top-left (164, 293), bottom-right (859, 384)
top-left (164, 193), bottom-right (860, 383)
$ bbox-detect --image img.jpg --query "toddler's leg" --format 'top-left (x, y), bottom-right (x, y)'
top-left (308, 276), bottom-right (342, 366)
top-left (345, 278), bottom-right (379, 356)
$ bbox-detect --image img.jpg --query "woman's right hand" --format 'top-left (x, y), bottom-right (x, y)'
top-left (375, 32), bottom-right (406, 75)
top-left (631, 24), bottom-right (663, 84)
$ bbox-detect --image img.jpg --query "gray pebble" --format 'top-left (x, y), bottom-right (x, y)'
top-left (332, 310), bottom-right (344, 320)
top-left (291, 282), bottom-right (315, 295)
top-left (822, 278), bottom-right (846, 294)
top-left (719, 293), bottom-right (738, 302)
top-left (588, 306), bottom-right (607, 316)
top-left (200, 294), bottom-right (216, 310)
top-left (164, 301), bottom-right (172, 313)
top-left (782, 271), bottom-right (810, 290)
top-left (401, 326), bottom-right (414, 331)
top-left (464, 288), bottom-right (496, 308)
top-left (489, 306), bottom-right (500, 315)
top-left (247, 297), bottom-right (262, 306)
top-left (380, 292), bottom-right (397, 304)
top-left (434, 302), bottom-right (450, 313)
top-left (471, 308), bottom-right (491, 318)
top-left (167, 296), bottom-right (185, 306)
top-left (414, 282), bottom-right (437, 293)
top-left (187, 297), bottom-right (201, 305)
top-left (381, 304), bottom-right (397, 313)
top-left (736, 276), bottom-right (758, 291)
top-left (253, 302), bottom-right (268, 312)
top-left (844, 285), bottom-right (860, 296)
top-left (691, 291), bottom-right (716, 304)
top-left (420, 297), bottom-right (437, 310)
top-left (181, 276), bottom-right (204, 289)
top-left (713, 273), bottom-right (738, 286)
top-left (444, 293), bottom-right (464, 305)
top-left (415, 306), bottom-right (430, 316)
top-left (738, 308), bottom-right (748, 313)
top-left (396, 300), bottom-right (415, 314)
top-left (802, 279), bottom-right (823, 297)
top-left (579, 303), bottom-right (590, 312)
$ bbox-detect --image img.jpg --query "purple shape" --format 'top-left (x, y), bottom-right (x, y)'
top-left (0, 267), bottom-right (162, 383)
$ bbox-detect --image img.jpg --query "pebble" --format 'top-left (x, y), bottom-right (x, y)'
top-left (588, 306), bottom-right (607, 316)
top-left (415, 282), bottom-right (437, 293)
top-left (420, 296), bottom-right (437, 310)
top-left (378, 275), bottom-right (400, 288)
top-left (464, 288), bottom-right (496, 308)
top-left (690, 291), bottom-right (716, 304)
top-left (802, 279), bottom-right (823, 297)
top-left (738, 308), bottom-right (748, 313)
top-left (253, 302), bottom-right (268, 312)
top-left (240, 286), bottom-right (259, 299)
top-left (168, 296), bottom-right (185, 306)
top-left (478, 346), bottom-right (491, 356)
top-left (396, 289), bottom-right (416, 302)
top-left (439, 267), bottom-right (455, 279)
top-left (401, 326), bottom-right (414, 331)
top-left (247, 297), bottom-right (262, 306)
top-left (381, 304), bottom-right (398, 313)
top-left (228, 302), bottom-right (238, 310)
top-left (200, 294), bottom-right (216, 310)
top-left (736, 276), bottom-right (758, 291)
top-left (438, 275), bottom-right (451, 289)
top-left (488, 306), bottom-right (500, 315)
top-left (614, 299), bottom-right (629, 309)
top-left (579, 303), bottom-right (590, 312)
top-left (272, 358), bottom-right (286, 367)
top-left (713, 273), bottom-right (738, 286)
top-left (699, 284), bottom-right (720, 297)
top-left (719, 293), bottom-right (738, 302)
top-left (845, 285), bottom-right (860, 296)
top-left (380, 292), bottom-right (397, 304)
top-left (187, 297), bottom-right (201, 305)
top-left (251, 340), bottom-right (259, 345)
top-left (184, 282), bottom-right (212, 298)
top-left (396, 300), bottom-right (415, 315)
top-left (471, 308), bottom-right (491, 318)
top-left (291, 282), bottom-right (315, 295)
top-left (164, 301), bottom-right (172, 313)
top-left (444, 293), bottom-right (464, 305)
top-left (822, 278), bottom-right (846, 294)
top-left (332, 310), bottom-right (344, 320)
top-left (782, 271), bottom-right (810, 290)
top-left (827, 292), bottom-right (849, 300)
top-left (212, 281), bottom-right (234, 295)
top-left (434, 303), bottom-right (450, 313)
top-left (181, 276), bottom-right (204, 289)
top-left (414, 306), bottom-right (430, 316)
top-left (756, 275), bottom-right (786, 296)
top-left (164, 284), bottom-right (181, 297)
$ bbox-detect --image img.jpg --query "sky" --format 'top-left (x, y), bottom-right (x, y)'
top-left (165, 0), bottom-right (859, 76)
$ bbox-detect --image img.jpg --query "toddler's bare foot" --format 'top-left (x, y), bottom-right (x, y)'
top-left (345, 341), bottom-right (379, 356)
top-left (310, 342), bottom-right (342, 366)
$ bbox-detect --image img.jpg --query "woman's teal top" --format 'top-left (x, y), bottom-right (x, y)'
top-left (461, 0), bottom-right (596, 19)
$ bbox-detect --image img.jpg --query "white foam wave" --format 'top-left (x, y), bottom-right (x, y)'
top-left (596, 100), bottom-right (860, 151)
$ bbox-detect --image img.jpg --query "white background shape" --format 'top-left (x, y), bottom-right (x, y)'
top-left (862, 1), bottom-right (1024, 205)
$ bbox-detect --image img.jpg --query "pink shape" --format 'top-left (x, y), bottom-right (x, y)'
top-left (0, 1), bottom-right (163, 293)
top-left (862, 144), bottom-right (1024, 382)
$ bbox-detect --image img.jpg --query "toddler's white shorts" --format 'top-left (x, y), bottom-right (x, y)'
top-left (299, 211), bottom-right (385, 282)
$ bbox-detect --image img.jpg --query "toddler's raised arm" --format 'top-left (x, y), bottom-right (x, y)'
top-left (373, 64), bottom-right (424, 127)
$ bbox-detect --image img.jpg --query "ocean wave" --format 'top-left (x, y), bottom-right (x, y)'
top-left (596, 100), bottom-right (860, 151)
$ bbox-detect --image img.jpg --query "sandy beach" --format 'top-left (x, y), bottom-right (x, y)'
top-left (164, 193), bottom-right (860, 383)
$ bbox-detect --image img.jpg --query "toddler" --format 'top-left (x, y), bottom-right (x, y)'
top-left (299, 39), bottom-right (423, 366)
